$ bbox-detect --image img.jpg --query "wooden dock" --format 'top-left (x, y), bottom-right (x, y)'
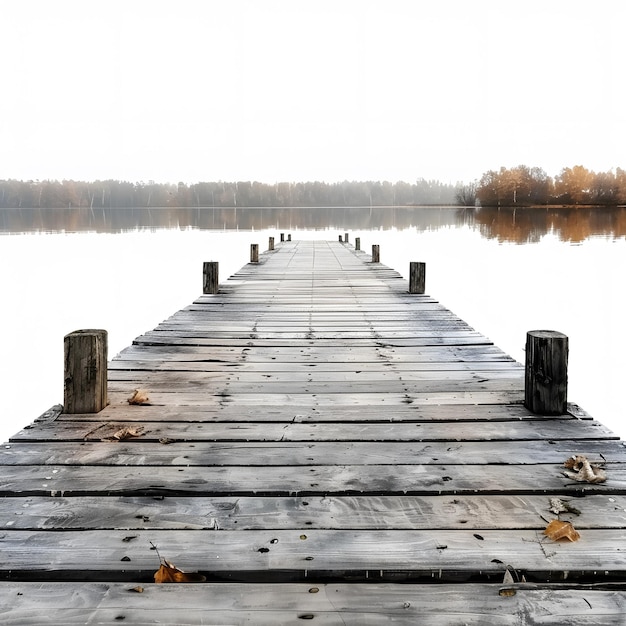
top-left (2, 238), bottom-right (626, 624)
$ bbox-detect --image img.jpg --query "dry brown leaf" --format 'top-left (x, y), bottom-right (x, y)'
top-left (154, 560), bottom-right (206, 584)
top-left (103, 425), bottom-right (144, 442)
top-left (543, 519), bottom-right (580, 542)
top-left (563, 455), bottom-right (606, 484)
top-left (128, 389), bottom-right (150, 405)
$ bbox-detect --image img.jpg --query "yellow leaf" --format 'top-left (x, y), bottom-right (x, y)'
top-left (128, 389), bottom-right (150, 405)
top-left (543, 519), bottom-right (580, 542)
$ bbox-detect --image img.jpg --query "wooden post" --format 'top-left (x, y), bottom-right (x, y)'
top-left (287, 234), bottom-right (292, 242)
top-left (250, 244), bottom-right (259, 263)
top-left (269, 236), bottom-right (274, 251)
top-left (355, 237), bottom-right (360, 251)
top-left (525, 330), bottom-right (568, 415)
top-left (409, 262), bottom-right (426, 294)
top-left (280, 233), bottom-right (285, 242)
top-left (203, 261), bottom-right (219, 294)
top-left (371, 244), bottom-right (380, 263)
top-left (339, 235), bottom-right (343, 243)
top-left (64, 329), bottom-right (108, 414)
top-left (344, 233), bottom-right (349, 244)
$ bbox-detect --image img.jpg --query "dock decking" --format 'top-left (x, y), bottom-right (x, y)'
top-left (2, 239), bottom-right (626, 624)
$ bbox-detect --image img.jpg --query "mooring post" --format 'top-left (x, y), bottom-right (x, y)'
top-left (280, 233), bottom-right (285, 242)
top-left (371, 244), bottom-right (380, 263)
top-left (339, 235), bottom-right (343, 243)
top-left (203, 261), bottom-right (219, 294)
top-left (269, 236), bottom-right (275, 251)
top-left (287, 234), bottom-right (292, 242)
top-left (409, 262), bottom-right (426, 294)
top-left (64, 329), bottom-right (108, 413)
top-left (250, 243), bottom-right (259, 263)
top-left (525, 330), bottom-right (568, 415)
top-left (344, 233), bottom-right (349, 244)
top-left (355, 237), bottom-right (360, 251)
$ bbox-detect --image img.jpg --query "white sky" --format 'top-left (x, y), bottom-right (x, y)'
top-left (1, 0), bottom-right (624, 184)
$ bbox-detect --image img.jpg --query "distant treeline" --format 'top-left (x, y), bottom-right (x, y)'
top-left (2, 166), bottom-right (624, 209)
top-left (0, 179), bottom-right (459, 209)
top-left (475, 165), bottom-right (626, 207)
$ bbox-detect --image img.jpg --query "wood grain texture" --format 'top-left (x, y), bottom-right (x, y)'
top-left (2, 239), bottom-right (624, 621)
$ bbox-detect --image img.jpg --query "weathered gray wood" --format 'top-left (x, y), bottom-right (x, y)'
top-left (250, 243), bottom-right (259, 263)
top-left (201, 261), bottom-right (218, 294)
top-left (355, 236), bottom-right (360, 250)
top-left (2, 494), bottom-right (625, 530)
top-left (269, 236), bottom-right (274, 250)
top-left (1, 582), bottom-right (625, 626)
top-left (2, 529), bottom-right (626, 579)
top-left (63, 329), bottom-right (107, 414)
top-left (409, 261), bottom-right (426, 294)
top-left (49, 401), bottom-right (585, 424)
top-left (3, 239), bottom-right (622, 621)
top-left (1, 463), bottom-right (624, 496)
top-left (525, 330), bottom-right (569, 415)
top-left (3, 439), bottom-right (625, 467)
top-left (371, 244), bottom-right (380, 262)
top-left (15, 416), bottom-right (613, 443)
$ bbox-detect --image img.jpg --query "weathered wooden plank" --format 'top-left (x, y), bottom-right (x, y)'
top-left (1, 463), bottom-right (624, 496)
top-left (2, 439), bottom-right (624, 467)
top-left (104, 389), bottom-right (525, 407)
top-left (1, 582), bottom-right (625, 626)
top-left (109, 358), bottom-right (524, 372)
top-left (50, 402), bottom-right (588, 423)
top-left (12, 417), bottom-right (615, 443)
top-left (1, 529), bottom-right (626, 579)
top-left (2, 494), bottom-right (625, 530)
top-left (105, 378), bottom-right (524, 396)
top-left (106, 368), bottom-right (524, 384)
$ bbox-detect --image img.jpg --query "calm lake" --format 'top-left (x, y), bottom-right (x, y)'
top-left (1, 206), bottom-right (625, 443)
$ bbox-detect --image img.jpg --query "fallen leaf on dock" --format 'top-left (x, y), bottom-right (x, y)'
top-left (154, 560), bottom-right (206, 583)
top-left (102, 425), bottom-right (145, 442)
top-left (128, 389), bottom-right (150, 405)
top-left (563, 455), bottom-right (606, 484)
top-left (543, 519), bottom-right (580, 542)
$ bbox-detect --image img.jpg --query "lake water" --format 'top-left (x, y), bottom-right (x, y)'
top-left (1, 206), bottom-right (625, 443)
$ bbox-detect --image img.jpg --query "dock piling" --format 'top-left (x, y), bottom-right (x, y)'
top-left (409, 262), bottom-right (426, 294)
top-left (203, 261), bottom-right (219, 294)
top-left (269, 236), bottom-right (274, 251)
top-left (371, 244), bottom-right (380, 263)
top-left (355, 237), bottom-right (360, 251)
top-left (524, 330), bottom-right (568, 415)
top-left (280, 233), bottom-right (285, 242)
top-left (250, 244), bottom-right (259, 263)
top-left (63, 329), bottom-right (108, 413)
top-left (344, 233), bottom-right (349, 244)
top-left (287, 234), bottom-right (292, 242)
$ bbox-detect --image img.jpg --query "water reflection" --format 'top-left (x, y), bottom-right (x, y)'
top-left (1, 206), bottom-right (625, 242)
top-left (474, 206), bottom-right (626, 243)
